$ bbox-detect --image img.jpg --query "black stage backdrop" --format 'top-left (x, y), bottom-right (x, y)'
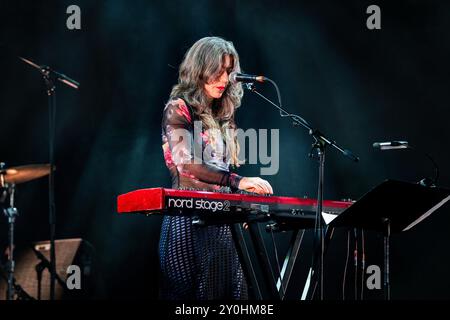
top-left (1, 0), bottom-right (449, 300)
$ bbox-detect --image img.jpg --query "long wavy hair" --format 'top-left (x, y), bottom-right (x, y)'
top-left (170, 36), bottom-right (243, 167)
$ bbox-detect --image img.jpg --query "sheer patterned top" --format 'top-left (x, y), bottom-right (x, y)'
top-left (161, 98), bottom-right (242, 191)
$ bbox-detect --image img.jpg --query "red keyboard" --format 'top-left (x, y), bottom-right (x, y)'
top-left (117, 188), bottom-right (352, 224)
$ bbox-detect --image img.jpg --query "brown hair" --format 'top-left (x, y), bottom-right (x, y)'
top-left (170, 36), bottom-right (243, 166)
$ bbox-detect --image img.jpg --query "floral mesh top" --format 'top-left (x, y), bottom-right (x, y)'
top-left (161, 98), bottom-right (242, 191)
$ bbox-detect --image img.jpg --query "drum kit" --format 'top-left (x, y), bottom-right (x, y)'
top-left (0, 162), bottom-right (52, 300)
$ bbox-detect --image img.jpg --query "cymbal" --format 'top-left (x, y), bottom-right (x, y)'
top-left (1, 164), bottom-right (53, 185)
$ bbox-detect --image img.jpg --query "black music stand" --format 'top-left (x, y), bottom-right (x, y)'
top-left (329, 179), bottom-right (450, 300)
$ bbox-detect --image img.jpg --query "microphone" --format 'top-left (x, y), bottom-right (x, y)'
top-left (19, 56), bottom-right (80, 89)
top-left (229, 71), bottom-right (266, 84)
top-left (372, 141), bottom-right (409, 150)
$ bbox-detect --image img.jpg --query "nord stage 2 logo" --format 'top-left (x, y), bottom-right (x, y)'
top-left (167, 197), bottom-right (231, 212)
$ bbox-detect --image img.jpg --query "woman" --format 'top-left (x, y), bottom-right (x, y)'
top-left (159, 36), bottom-right (273, 300)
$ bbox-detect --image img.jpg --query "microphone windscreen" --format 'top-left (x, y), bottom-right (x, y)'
top-left (228, 71), bottom-right (239, 84)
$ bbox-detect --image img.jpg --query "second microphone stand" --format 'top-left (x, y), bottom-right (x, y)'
top-left (19, 56), bottom-right (79, 300)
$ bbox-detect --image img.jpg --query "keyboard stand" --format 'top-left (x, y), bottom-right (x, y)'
top-left (229, 211), bottom-right (317, 300)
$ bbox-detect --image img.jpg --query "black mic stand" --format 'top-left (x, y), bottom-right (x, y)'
top-left (1, 163), bottom-right (18, 300)
top-left (244, 82), bottom-right (359, 300)
top-left (373, 142), bottom-right (440, 300)
top-left (19, 57), bottom-right (79, 300)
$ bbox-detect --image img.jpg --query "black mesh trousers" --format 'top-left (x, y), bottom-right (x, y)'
top-left (158, 215), bottom-right (248, 300)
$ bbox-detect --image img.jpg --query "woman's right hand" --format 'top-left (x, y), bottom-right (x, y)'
top-left (238, 177), bottom-right (273, 195)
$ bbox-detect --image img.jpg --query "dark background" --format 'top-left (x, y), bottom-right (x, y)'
top-left (1, 0), bottom-right (449, 300)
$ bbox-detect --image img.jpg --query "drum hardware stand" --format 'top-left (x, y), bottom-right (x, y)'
top-left (0, 262), bottom-right (34, 300)
top-left (1, 163), bottom-right (17, 300)
top-left (0, 163), bottom-right (34, 300)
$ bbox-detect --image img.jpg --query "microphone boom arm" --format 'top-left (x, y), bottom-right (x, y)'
top-left (244, 82), bottom-right (359, 162)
